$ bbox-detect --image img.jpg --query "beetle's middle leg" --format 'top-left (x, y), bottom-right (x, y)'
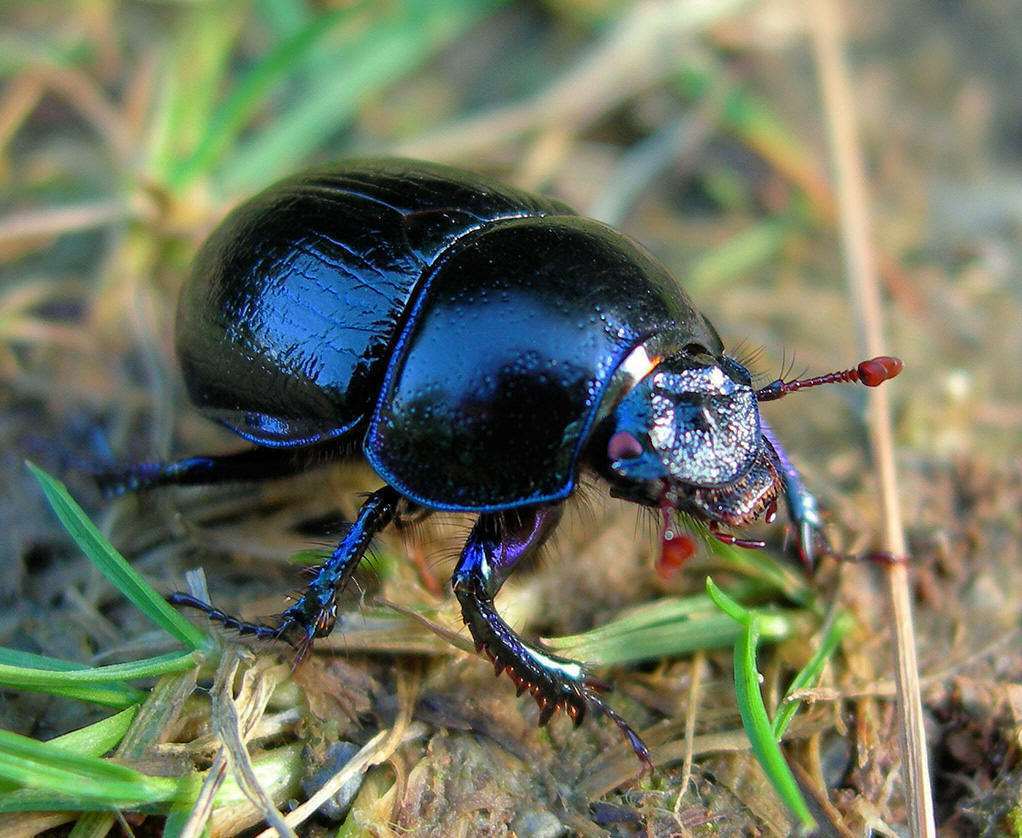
top-left (452, 506), bottom-right (651, 766)
top-left (170, 485), bottom-right (400, 662)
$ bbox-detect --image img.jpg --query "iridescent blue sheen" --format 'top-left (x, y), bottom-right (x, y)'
top-left (176, 158), bottom-right (721, 509)
top-left (177, 159), bottom-right (570, 447)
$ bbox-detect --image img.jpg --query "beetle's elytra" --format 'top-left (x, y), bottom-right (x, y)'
top-left (103, 159), bottom-right (900, 765)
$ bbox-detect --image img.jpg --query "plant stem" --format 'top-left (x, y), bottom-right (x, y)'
top-left (805, 0), bottom-right (935, 833)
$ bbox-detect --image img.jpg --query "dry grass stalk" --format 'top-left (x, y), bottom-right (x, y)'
top-left (674, 648), bottom-right (705, 817)
top-left (211, 652), bottom-right (293, 838)
top-left (805, 0), bottom-right (936, 833)
top-left (176, 651), bottom-right (287, 838)
top-left (0, 200), bottom-right (133, 246)
top-left (256, 667), bottom-right (423, 837)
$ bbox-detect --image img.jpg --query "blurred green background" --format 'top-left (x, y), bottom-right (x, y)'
top-left (1, 0), bottom-right (1020, 834)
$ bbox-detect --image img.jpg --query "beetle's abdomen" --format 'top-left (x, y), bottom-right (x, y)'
top-left (366, 217), bottom-right (720, 511)
top-left (176, 160), bottom-right (571, 445)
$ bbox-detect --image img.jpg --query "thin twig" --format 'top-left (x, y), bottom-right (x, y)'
top-left (673, 649), bottom-right (704, 819)
top-left (806, 0), bottom-right (936, 834)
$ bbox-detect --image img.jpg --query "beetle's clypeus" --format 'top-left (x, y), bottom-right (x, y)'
top-left (101, 159), bottom-right (900, 766)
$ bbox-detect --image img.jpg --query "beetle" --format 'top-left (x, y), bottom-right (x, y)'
top-left (101, 158), bottom-right (901, 765)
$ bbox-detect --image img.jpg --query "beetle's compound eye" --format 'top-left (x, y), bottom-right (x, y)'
top-left (683, 342), bottom-right (715, 364)
top-left (608, 431), bottom-right (644, 461)
top-left (719, 354), bottom-right (753, 387)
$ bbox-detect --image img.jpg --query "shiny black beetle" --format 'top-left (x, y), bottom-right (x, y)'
top-left (103, 159), bottom-right (901, 764)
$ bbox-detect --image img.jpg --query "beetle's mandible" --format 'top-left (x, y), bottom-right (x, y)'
top-left (101, 159), bottom-right (901, 767)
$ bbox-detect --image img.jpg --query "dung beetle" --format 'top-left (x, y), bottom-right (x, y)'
top-left (101, 159), bottom-right (901, 766)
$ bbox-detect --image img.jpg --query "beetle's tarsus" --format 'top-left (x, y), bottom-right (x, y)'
top-left (168, 486), bottom-right (399, 665)
top-left (167, 591), bottom-right (292, 644)
top-left (709, 522), bottom-right (766, 550)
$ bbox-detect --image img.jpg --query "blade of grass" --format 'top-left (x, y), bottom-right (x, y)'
top-left (70, 668), bottom-right (200, 838)
top-left (220, 0), bottom-right (504, 195)
top-left (0, 729), bottom-right (179, 806)
top-left (545, 589), bottom-right (799, 666)
top-left (165, 6), bottom-right (360, 192)
top-left (688, 217), bottom-right (794, 295)
top-left (772, 611), bottom-right (852, 741)
top-left (256, 0), bottom-right (312, 37)
top-left (0, 650), bottom-right (201, 689)
top-left (145, 0), bottom-right (246, 183)
top-left (549, 579), bottom-right (770, 645)
top-left (0, 742), bottom-right (304, 815)
top-left (26, 462), bottom-right (208, 651)
top-left (0, 648), bottom-right (145, 707)
top-left (694, 527), bottom-right (817, 610)
top-left (706, 578), bottom-right (815, 832)
top-left (47, 707), bottom-right (138, 756)
top-left (806, 0), bottom-right (935, 833)
top-left (548, 611), bottom-right (795, 666)
top-left (0, 708), bottom-right (138, 795)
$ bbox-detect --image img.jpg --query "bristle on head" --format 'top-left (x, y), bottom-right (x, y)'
top-left (755, 355), bottom-right (902, 402)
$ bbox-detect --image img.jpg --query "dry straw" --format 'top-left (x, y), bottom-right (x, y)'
top-left (806, 0), bottom-right (936, 833)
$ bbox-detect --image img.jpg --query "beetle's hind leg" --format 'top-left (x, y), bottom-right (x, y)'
top-left (170, 485), bottom-right (400, 663)
top-left (452, 507), bottom-right (652, 770)
top-left (95, 441), bottom-right (347, 498)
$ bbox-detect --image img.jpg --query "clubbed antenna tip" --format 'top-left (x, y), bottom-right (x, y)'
top-left (756, 355), bottom-right (902, 402)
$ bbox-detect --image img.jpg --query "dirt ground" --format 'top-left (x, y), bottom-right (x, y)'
top-left (1, 1), bottom-right (1020, 835)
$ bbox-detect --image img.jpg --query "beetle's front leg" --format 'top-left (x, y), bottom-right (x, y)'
top-left (452, 507), bottom-right (651, 767)
top-left (761, 419), bottom-right (827, 568)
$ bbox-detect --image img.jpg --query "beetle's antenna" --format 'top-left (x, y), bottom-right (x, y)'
top-left (755, 355), bottom-right (902, 402)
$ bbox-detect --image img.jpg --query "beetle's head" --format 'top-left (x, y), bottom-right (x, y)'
top-left (604, 351), bottom-right (779, 529)
top-left (603, 349), bottom-right (904, 535)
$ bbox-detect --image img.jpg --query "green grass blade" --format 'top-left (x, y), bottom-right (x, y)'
top-left (703, 537), bottom-right (818, 611)
top-left (545, 588), bottom-right (797, 666)
top-left (0, 648), bottom-right (146, 707)
top-left (706, 579), bottom-right (815, 831)
top-left (166, 7), bottom-right (358, 191)
top-left (146, 0), bottom-right (246, 183)
top-left (689, 218), bottom-right (793, 294)
top-left (548, 581), bottom-right (769, 647)
top-left (47, 707), bottom-right (139, 756)
top-left (220, 0), bottom-right (504, 195)
top-left (0, 650), bottom-right (200, 689)
top-left (772, 611), bottom-right (852, 741)
top-left (0, 680), bottom-right (142, 709)
top-left (0, 708), bottom-right (137, 795)
top-left (0, 729), bottom-right (179, 806)
top-left (0, 743), bottom-right (303, 814)
top-left (26, 462), bottom-right (208, 651)
top-left (256, 0), bottom-right (313, 37)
